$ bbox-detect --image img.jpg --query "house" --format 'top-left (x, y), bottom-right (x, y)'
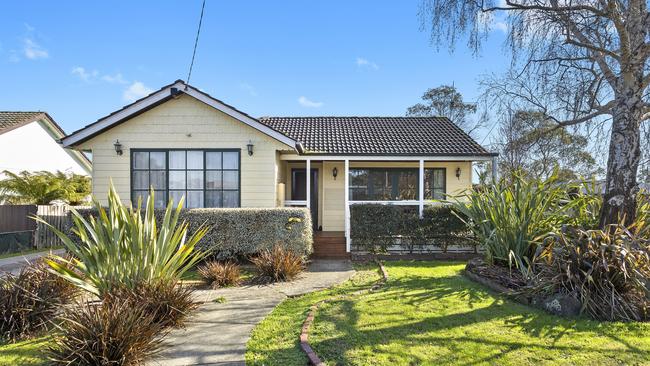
top-left (0, 112), bottom-right (91, 176)
top-left (61, 80), bottom-right (496, 256)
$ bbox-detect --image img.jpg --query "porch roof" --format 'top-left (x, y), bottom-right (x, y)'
top-left (260, 116), bottom-right (496, 157)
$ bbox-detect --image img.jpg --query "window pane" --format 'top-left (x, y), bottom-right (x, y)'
top-left (132, 190), bottom-right (148, 207)
top-left (187, 171), bottom-right (204, 189)
top-left (350, 169), bottom-right (368, 200)
top-left (206, 191), bottom-right (222, 207)
top-left (133, 171), bottom-right (149, 190)
top-left (187, 191), bottom-right (204, 208)
top-left (424, 168), bottom-right (446, 200)
top-left (149, 152), bottom-right (166, 169)
top-left (433, 169), bottom-right (445, 188)
top-left (369, 170), bottom-right (391, 200)
top-left (169, 171), bottom-right (186, 189)
top-left (223, 191), bottom-right (238, 208)
top-left (223, 171), bottom-right (238, 190)
top-left (169, 151), bottom-right (186, 169)
top-left (187, 151), bottom-right (203, 169)
top-left (169, 190), bottom-right (186, 207)
top-left (133, 152), bottom-right (149, 169)
top-left (223, 152), bottom-right (239, 169)
top-left (150, 171), bottom-right (166, 190)
top-left (206, 171), bottom-right (222, 189)
top-left (152, 191), bottom-right (166, 208)
top-left (396, 170), bottom-right (417, 200)
top-left (206, 152), bottom-right (222, 169)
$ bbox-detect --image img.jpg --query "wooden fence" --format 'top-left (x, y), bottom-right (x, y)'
top-left (0, 205), bottom-right (83, 249)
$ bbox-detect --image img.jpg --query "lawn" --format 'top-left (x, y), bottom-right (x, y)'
top-left (0, 336), bottom-right (49, 365)
top-left (246, 261), bottom-right (650, 366)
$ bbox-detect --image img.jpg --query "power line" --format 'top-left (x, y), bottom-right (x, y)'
top-left (186, 0), bottom-right (206, 87)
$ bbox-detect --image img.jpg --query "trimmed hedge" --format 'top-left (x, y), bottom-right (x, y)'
top-left (350, 204), bottom-right (474, 254)
top-left (70, 207), bottom-right (313, 260)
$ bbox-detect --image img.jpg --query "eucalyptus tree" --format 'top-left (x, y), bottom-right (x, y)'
top-left (420, 0), bottom-right (649, 226)
top-left (407, 85), bottom-right (481, 135)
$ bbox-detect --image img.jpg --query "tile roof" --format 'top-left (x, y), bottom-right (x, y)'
top-left (259, 116), bottom-right (495, 156)
top-left (0, 111), bottom-right (45, 135)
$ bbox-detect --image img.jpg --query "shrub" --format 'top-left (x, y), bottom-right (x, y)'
top-left (529, 224), bottom-right (650, 321)
top-left (105, 280), bottom-right (198, 329)
top-left (72, 207), bottom-right (313, 261)
top-left (0, 258), bottom-right (76, 341)
top-left (350, 204), bottom-right (472, 253)
top-left (39, 184), bottom-right (208, 296)
top-left (198, 261), bottom-right (241, 288)
top-left (250, 244), bottom-right (305, 282)
top-left (48, 299), bottom-right (164, 366)
top-left (452, 172), bottom-right (575, 267)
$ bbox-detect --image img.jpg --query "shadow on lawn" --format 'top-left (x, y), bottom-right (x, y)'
top-left (308, 263), bottom-right (650, 366)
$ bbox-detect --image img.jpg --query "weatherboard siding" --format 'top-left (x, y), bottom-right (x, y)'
top-left (77, 95), bottom-right (290, 207)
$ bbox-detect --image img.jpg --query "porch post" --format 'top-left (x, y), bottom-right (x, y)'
top-left (491, 155), bottom-right (498, 182)
top-left (306, 158), bottom-right (311, 209)
top-left (344, 159), bottom-right (350, 252)
top-left (419, 159), bottom-right (424, 218)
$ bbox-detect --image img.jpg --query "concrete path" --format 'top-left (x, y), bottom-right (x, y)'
top-left (0, 248), bottom-right (65, 275)
top-left (151, 260), bottom-right (355, 366)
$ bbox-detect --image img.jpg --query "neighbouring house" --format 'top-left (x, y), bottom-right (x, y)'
top-left (0, 111), bottom-right (91, 176)
top-left (61, 80), bottom-right (496, 256)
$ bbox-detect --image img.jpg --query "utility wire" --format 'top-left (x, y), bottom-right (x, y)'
top-left (186, 0), bottom-right (206, 88)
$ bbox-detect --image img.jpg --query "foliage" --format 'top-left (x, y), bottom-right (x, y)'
top-left (529, 224), bottom-right (650, 322)
top-left (495, 110), bottom-right (600, 181)
top-left (406, 84), bottom-right (480, 135)
top-left (250, 244), bottom-right (305, 282)
top-left (247, 261), bottom-right (650, 366)
top-left (104, 281), bottom-right (198, 329)
top-left (198, 261), bottom-right (241, 288)
top-left (350, 204), bottom-right (473, 253)
top-left (0, 258), bottom-right (76, 341)
top-left (47, 299), bottom-right (164, 366)
top-left (69, 207), bottom-right (313, 261)
top-left (38, 184), bottom-right (208, 296)
top-left (452, 172), bottom-right (574, 267)
top-left (0, 170), bottom-right (90, 205)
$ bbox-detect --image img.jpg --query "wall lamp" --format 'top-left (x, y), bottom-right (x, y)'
top-left (455, 167), bottom-right (461, 180)
top-left (247, 140), bottom-right (254, 156)
top-left (332, 167), bottom-right (338, 180)
top-left (114, 139), bottom-right (123, 156)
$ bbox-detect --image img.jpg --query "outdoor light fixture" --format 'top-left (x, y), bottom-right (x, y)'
top-left (456, 167), bottom-right (461, 180)
top-left (114, 139), bottom-right (123, 156)
top-left (247, 140), bottom-right (254, 156)
top-left (332, 167), bottom-right (338, 179)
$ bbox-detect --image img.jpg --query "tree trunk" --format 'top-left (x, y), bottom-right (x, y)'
top-left (598, 90), bottom-right (643, 228)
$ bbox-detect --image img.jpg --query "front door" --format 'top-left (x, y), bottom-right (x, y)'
top-left (291, 168), bottom-right (318, 231)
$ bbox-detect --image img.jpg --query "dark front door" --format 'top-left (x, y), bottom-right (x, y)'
top-left (291, 168), bottom-right (318, 231)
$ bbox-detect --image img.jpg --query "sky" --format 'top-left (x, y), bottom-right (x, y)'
top-left (0, 1), bottom-right (511, 146)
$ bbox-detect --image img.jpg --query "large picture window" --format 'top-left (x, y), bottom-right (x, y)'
top-left (424, 168), bottom-right (446, 200)
top-left (349, 168), bottom-right (418, 201)
top-left (131, 149), bottom-right (240, 208)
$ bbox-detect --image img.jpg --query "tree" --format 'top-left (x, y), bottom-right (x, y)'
top-left (0, 170), bottom-right (91, 205)
top-left (496, 109), bottom-right (601, 181)
top-left (407, 85), bottom-right (481, 135)
top-left (420, 0), bottom-right (649, 227)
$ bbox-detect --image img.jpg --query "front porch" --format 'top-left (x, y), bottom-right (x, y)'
top-left (276, 155), bottom-right (497, 255)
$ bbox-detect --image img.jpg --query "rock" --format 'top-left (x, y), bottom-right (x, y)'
top-left (540, 293), bottom-right (582, 317)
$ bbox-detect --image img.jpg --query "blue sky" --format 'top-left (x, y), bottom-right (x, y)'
top-left (0, 1), bottom-right (509, 144)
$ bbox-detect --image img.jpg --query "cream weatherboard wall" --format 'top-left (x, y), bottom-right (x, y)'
top-left (77, 95), bottom-right (291, 206)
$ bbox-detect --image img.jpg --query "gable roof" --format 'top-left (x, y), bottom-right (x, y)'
top-left (61, 80), bottom-right (298, 149)
top-left (0, 111), bottom-right (49, 135)
top-left (260, 116), bottom-right (496, 157)
top-left (0, 111), bottom-right (92, 173)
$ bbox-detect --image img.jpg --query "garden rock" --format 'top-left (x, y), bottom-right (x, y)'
top-left (539, 293), bottom-right (582, 317)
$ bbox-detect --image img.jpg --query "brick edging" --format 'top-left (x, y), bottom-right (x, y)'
top-left (299, 260), bottom-right (389, 365)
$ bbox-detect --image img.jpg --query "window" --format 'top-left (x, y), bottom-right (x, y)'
top-left (349, 168), bottom-right (418, 200)
top-left (424, 168), bottom-right (446, 200)
top-left (131, 149), bottom-right (240, 208)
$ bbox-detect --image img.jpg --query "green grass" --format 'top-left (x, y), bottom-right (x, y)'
top-left (0, 336), bottom-right (49, 365)
top-left (246, 261), bottom-right (650, 366)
